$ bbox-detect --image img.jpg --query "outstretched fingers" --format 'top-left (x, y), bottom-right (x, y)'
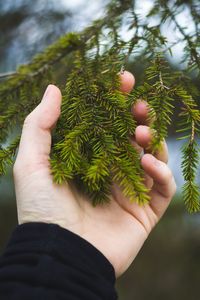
top-left (133, 102), bottom-right (176, 218)
top-left (117, 73), bottom-right (176, 222)
top-left (130, 100), bottom-right (154, 156)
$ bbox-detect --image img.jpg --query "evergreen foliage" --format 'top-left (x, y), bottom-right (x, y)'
top-left (0, 0), bottom-right (199, 212)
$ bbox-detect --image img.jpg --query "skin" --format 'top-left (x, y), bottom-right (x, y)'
top-left (13, 72), bottom-right (176, 278)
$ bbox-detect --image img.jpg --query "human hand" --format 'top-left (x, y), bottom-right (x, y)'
top-left (13, 72), bottom-right (176, 277)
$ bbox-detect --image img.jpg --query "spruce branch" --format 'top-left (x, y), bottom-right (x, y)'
top-left (0, 0), bottom-right (131, 102)
top-left (0, 33), bottom-right (82, 102)
top-left (49, 49), bottom-right (149, 205)
top-left (130, 53), bottom-right (200, 212)
top-left (0, 0), bottom-right (132, 145)
top-left (0, 0), bottom-right (199, 212)
top-left (131, 54), bottom-right (175, 153)
top-left (157, 1), bottom-right (200, 72)
top-left (181, 141), bottom-right (200, 213)
top-left (176, 87), bottom-right (200, 212)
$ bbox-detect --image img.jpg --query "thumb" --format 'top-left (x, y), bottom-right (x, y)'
top-left (14, 84), bottom-right (62, 174)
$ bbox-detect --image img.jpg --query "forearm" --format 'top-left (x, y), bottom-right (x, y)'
top-left (0, 223), bottom-right (117, 300)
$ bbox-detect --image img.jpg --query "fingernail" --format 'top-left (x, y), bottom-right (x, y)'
top-left (42, 85), bottom-right (51, 101)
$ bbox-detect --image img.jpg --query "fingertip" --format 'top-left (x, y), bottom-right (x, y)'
top-left (49, 84), bottom-right (62, 99)
top-left (42, 84), bottom-right (62, 102)
top-left (135, 125), bottom-right (150, 135)
top-left (41, 84), bottom-right (61, 104)
top-left (132, 100), bottom-right (149, 124)
top-left (119, 71), bottom-right (135, 93)
top-left (39, 84), bottom-right (62, 129)
top-left (135, 125), bottom-right (151, 147)
top-left (135, 125), bottom-right (169, 163)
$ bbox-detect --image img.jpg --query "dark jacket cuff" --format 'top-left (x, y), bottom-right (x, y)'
top-left (0, 222), bottom-right (117, 300)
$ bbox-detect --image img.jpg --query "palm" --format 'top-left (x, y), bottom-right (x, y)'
top-left (17, 162), bottom-right (162, 277)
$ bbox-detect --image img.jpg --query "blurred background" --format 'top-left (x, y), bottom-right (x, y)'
top-left (0, 0), bottom-right (199, 299)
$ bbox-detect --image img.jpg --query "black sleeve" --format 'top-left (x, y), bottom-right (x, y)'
top-left (0, 223), bottom-right (117, 300)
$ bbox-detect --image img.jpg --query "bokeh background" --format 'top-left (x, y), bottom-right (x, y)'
top-left (0, 1), bottom-right (199, 299)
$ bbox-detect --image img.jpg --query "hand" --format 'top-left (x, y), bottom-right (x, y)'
top-left (13, 72), bottom-right (176, 277)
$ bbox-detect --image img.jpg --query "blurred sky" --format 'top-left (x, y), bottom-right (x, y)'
top-left (0, 0), bottom-right (196, 71)
top-left (60, 0), bottom-right (198, 71)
